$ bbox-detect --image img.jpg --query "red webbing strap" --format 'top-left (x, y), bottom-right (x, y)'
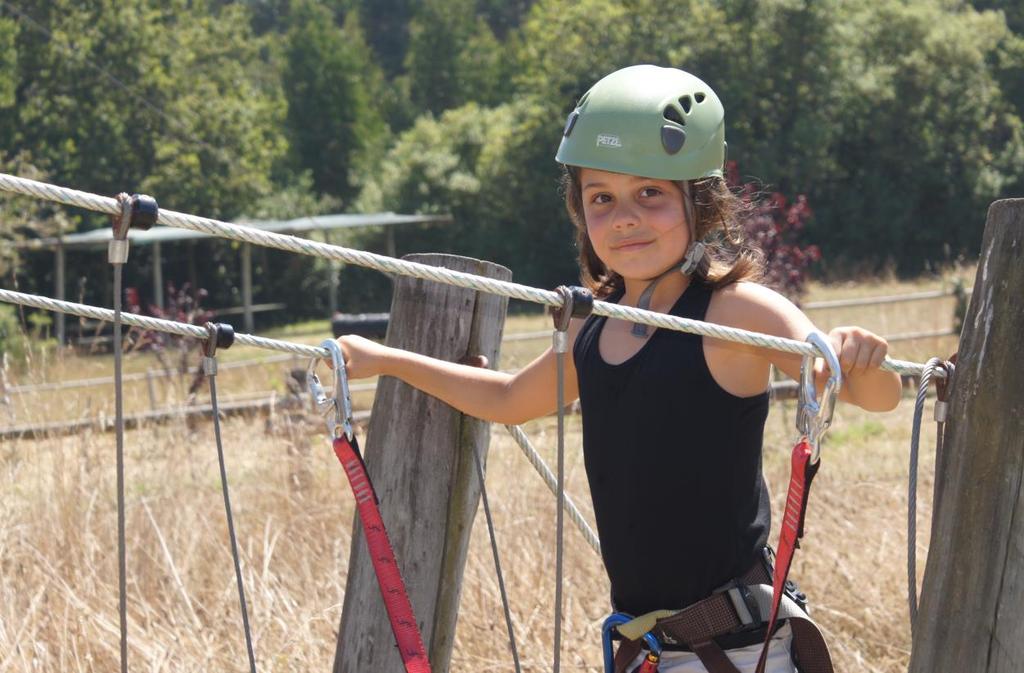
top-left (333, 436), bottom-right (431, 673)
top-left (755, 438), bottom-right (819, 673)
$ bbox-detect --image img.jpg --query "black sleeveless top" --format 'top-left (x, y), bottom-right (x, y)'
top-left (573, 280), bottom-right (771, 615)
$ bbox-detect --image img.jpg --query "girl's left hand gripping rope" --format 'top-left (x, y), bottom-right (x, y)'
top-left (307, 340), bottom-right (431, 673)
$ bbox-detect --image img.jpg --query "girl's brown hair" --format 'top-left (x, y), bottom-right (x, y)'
top-left (561, 166), bottom-right (765, 298)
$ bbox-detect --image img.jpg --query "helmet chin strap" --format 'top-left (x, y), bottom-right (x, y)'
top-left (631, 183), bottom-right (703, 338)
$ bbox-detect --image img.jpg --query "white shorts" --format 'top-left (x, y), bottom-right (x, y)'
top-left (623, 623), bottom-right (796, 673)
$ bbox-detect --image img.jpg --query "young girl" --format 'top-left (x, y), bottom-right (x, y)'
top-left (336, 65), bottom-right (902, 672)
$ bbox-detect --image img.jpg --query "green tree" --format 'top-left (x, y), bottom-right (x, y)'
top-left (359, 0), bottom-right (414, 77)
top-left (806, 1), bottom-right (1024, 272)
top-left (513, 0), bottom-right (1024, 274)
top-left (0, 16), bottom-right (14, 109)
top-left (0, 152), bottom-right (69, 278)
top-left (356, 98), bottom-right (579, 300)
top-left (3, 0), bottom-right (291, 312)
top-left (477, 0), bottom-right (535, 37)
top-left (283, 2), bottom-right (387, 201)
top-left (405, 0), bottom-right (508, 114)
top-left (969, 0), bottom-right (1024, 35)
top-left (6, 0), bottom-right (287, 219)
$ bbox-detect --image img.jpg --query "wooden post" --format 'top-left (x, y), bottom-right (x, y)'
top-left (333, 254), bottom-right (510, 673)
top-left (325, 231), bottom-right (339, 316)
top-left (909, 199), bottom-right (1024, 673)
top-left (145, 370), bottom-right (158, 411)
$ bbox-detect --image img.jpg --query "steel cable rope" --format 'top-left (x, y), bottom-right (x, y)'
top-left (0, 288), bottom-right (328, 358)
top-left (202, 327), bottom-right (259, 673)
top-left (469, 443), bottom-right (522, 673)
top-left (111, 222), bottom-right (129, 673)
top-left (0, 172), bottom-right (941, 380)
top-left (503, 425), bottom-right (601, 555)
top-left (0, 1), bottom-right (233, 163)
top-left (907, 358), bottom-right (950, 633)
top-left (0, 286), bottom-right (603, 554)
top-left (552, 329), bottom-right (567, 673)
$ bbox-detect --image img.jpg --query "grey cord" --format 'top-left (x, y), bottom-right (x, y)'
top-left (470, 445), bottom-right (521, 673)
top-left (553, 342), bottom-right (566, 673)
top-left (113, 262), bottom-right (129, 673)
top-left (207, 362), bottom-right (258, 673)
top-left (908, 358), bottom-right (943, 631)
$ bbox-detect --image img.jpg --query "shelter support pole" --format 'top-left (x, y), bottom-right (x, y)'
top-left (152, 241), bottom-right (164, 310)
top-left (333, 254), bottom-right (511, 673)
top-left (325, 231), bottom-right (338, 315)
top-left (909, 199), bottom-right (1024, 673)
top-left (54, 241), bottom-right (65, 346)
top-left (241, 242), bottom-right (253, 333)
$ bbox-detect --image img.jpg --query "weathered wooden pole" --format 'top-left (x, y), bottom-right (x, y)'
top-left (909, 199), bottom-right (1024, 673)
top-left (241, 242), bottom-right (254, 334)
top-left (333, 254), bottom-right (511, 673)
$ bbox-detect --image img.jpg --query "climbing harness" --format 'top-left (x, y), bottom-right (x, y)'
top-left (550, 285), bottom-right (594, 673)
top-left (601, 554), bottom-right (831, 673)
top-left (601, 331), bottom-right (840, 673)
top-left (307, 340), bottom-right (431, 673)
top-left (108, 191), bottom-right (158, 673)
top-left (908, 356), bottom-right (955, 632)
top-left (201, 322), bottom-right (258, 673)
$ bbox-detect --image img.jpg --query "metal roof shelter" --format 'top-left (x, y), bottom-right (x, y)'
top-left (14, 211), bottom-right (452, 343)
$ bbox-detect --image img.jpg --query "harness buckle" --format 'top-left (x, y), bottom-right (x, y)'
top-left (726, 584), bottom-right (760, 629)
top-left (797, 331), bottom-right (842, 463)
top-left (784, 579), bottom-right (809, 613)
top-left (715, 581), bottom-right (762, 632)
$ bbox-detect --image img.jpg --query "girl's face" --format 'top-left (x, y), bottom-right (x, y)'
top-left (579, 168), bottom-right (690, 282)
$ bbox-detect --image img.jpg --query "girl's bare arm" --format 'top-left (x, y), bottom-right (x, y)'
top-left (708, 282), bottom-right (902, 412)
top-left (336, 318), bottom-right (583, 426)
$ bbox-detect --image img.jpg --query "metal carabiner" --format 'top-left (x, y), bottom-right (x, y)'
top-left (306, 339), bottom-right (354, 441)
top-left (601, 613), bottom-right (662, 673)
top-left (797, 330), bottom-right (842, 463)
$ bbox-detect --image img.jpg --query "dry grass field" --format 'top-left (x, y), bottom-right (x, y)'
top-left (0, 265), bottom-right (973, 672)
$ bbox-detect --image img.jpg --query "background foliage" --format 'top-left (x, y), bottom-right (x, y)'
top-left (1, 0), bottom-right (1022, 318)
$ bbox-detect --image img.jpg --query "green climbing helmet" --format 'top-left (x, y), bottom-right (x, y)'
top-left (555, 64), bottom-right (726, 181)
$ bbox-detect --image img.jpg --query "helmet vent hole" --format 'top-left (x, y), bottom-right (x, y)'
top-left (663, 105), bottom-right (686, 125)
top-left (563, 110), bottom-right (579, 137)
top-left (661, 125), bottom-right (687, 155)
top-left (695, 92), bottom-right (706, 103)
top-left (679, 96), bottom-right (692, 114)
